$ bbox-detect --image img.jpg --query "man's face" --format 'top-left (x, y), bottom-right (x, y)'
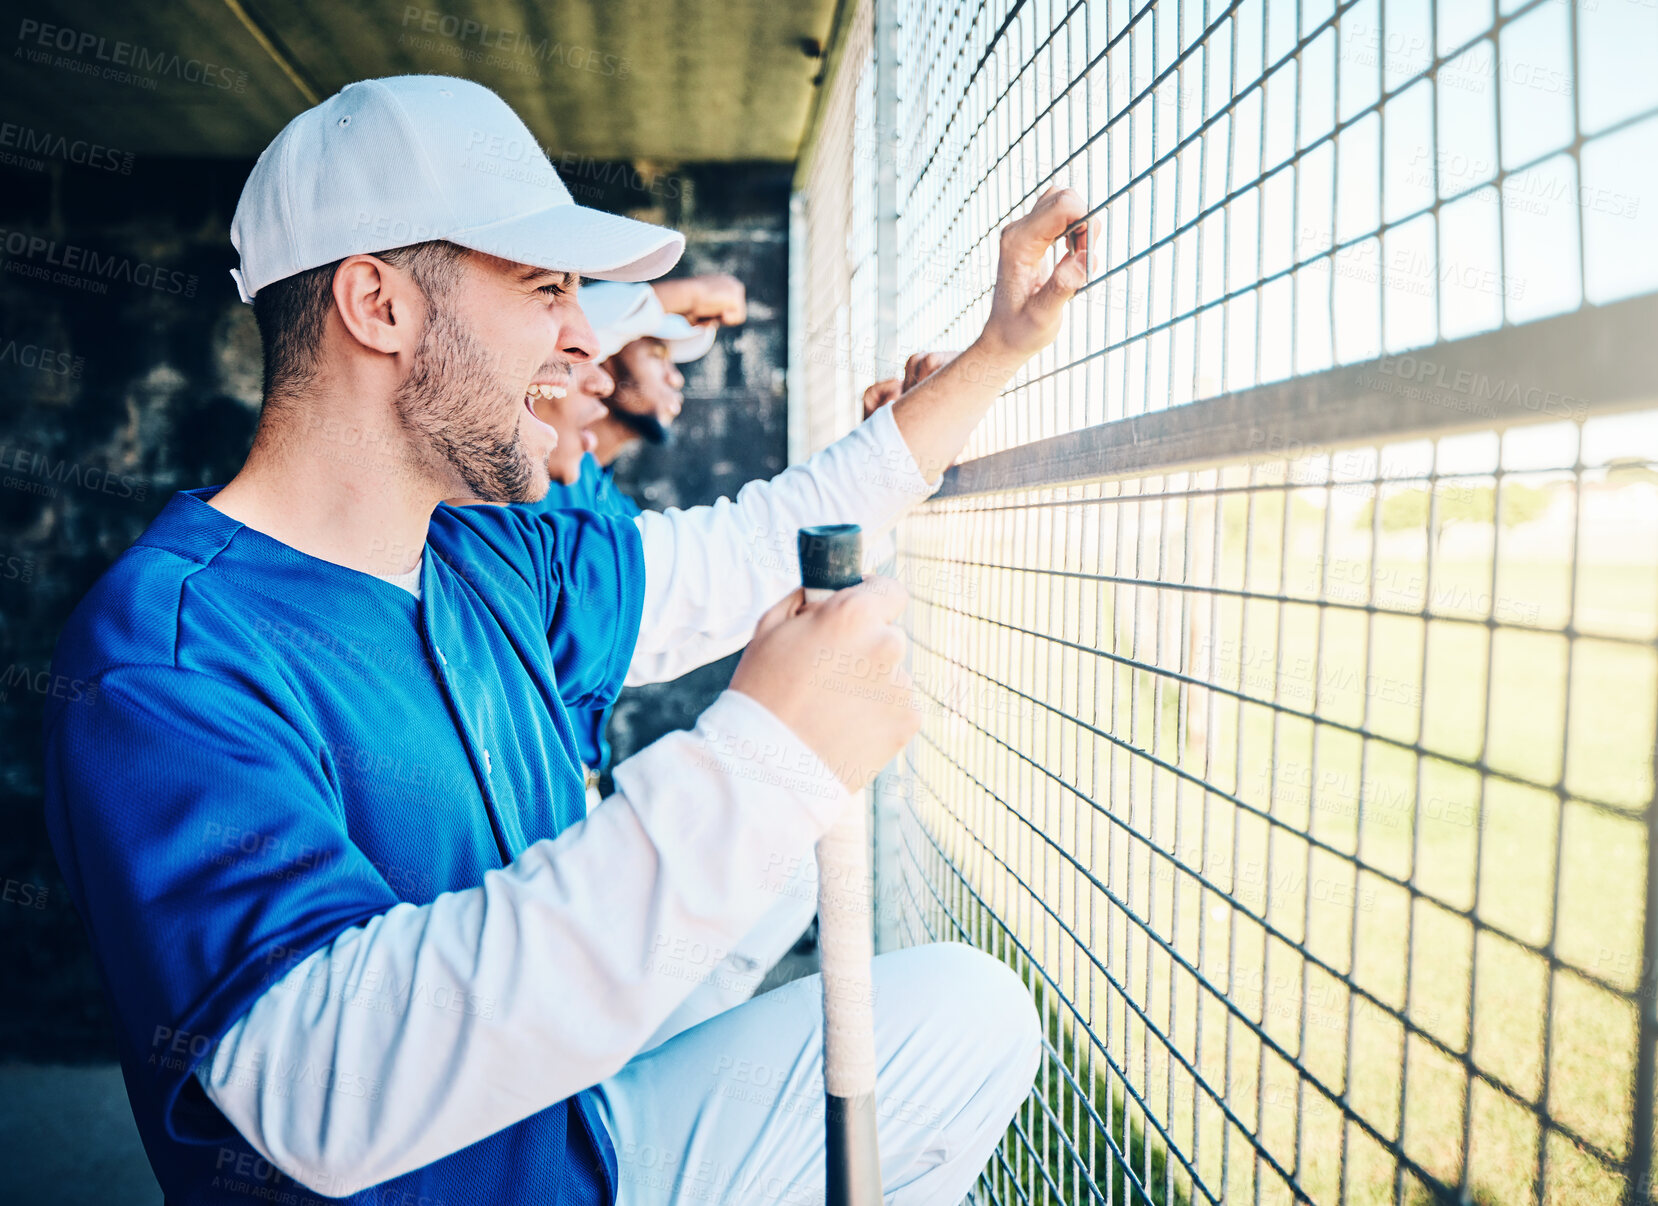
top-left (394, 253), bottom-right (596, 504)
top-left (531, 360), bottom-right (612, 484)
top-left (604, 336), bottom-right (685, 446)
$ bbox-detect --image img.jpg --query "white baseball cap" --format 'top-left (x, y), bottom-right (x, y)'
top-left (228, 75), bottom-right (684, 303)
top-left (581, 282), bottom-right (720, 362)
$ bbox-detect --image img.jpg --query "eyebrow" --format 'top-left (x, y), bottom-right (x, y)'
top-left (518, 267), bottom-right (580, 291)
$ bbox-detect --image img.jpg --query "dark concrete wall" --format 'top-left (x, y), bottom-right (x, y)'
top-left (0, 155), bottom-right (258, 1060)
top-left (0, 154), bottom-right (790, 1059)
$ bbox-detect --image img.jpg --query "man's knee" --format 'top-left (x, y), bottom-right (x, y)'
top-left (897, 943), bottom-right (1042, 1077)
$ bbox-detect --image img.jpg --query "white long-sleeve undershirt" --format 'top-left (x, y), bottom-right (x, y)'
top-left (194, 406), bottom-right (936, 1192)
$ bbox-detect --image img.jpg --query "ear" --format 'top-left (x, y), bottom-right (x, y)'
top-left (331, 254), bottom-right (425, 357)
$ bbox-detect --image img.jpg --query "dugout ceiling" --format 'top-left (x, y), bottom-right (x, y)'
top-left (2, 0), bottom-right (843, 162)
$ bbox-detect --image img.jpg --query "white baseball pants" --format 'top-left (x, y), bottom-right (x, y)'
top-left (593, 942), bottom-right (1042, 1206)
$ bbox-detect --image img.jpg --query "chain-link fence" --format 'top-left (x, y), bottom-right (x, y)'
top-left (792, 0), bottom-right (1658, 1201)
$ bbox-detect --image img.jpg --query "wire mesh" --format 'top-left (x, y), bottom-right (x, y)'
top-left (800, 0), bottom-right (879, 455)
top-left (794, 0), bottom-right (1658, 1201)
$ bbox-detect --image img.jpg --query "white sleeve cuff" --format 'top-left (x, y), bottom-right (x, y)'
top-left (849, 401), bottom-right (943, 513)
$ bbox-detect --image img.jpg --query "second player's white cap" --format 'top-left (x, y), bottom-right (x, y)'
top-left (651, 312), bottom-right (719, 363)
top-left (228, 75), bottom-right (684, 303)
top-left (582, 282), bottom-right (720, 362)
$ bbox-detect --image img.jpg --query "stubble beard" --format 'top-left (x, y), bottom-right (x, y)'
top-left (393, 304), bottom-right (542, 504)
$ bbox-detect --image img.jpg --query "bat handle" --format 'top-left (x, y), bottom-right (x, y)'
top-left (799, 524), bottom-right (882, 1205)
top-left (814, 758), bottom-right (881, 1206)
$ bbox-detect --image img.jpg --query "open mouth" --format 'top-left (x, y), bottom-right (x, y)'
top-left (523, 382), bottom-right (567, 444)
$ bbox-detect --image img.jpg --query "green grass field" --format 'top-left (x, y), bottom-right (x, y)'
top-left (902, 483), bottom-right (1657, 1205)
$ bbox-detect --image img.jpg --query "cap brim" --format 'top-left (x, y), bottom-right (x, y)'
top-left (448, 203), bottom-right (683, 282)
top-left (582, 284), bottom-right (659, 349)
top-left (656, 314), bottom-right (719, 362)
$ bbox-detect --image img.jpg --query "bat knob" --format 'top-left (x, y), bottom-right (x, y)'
top-left (799, 524), bottom-right (863, 593)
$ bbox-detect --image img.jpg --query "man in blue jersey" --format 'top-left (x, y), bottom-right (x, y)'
top-left (528, 280), bottom-right (735, 789)
top-left (43, 75), bottom-right (1093, 1206)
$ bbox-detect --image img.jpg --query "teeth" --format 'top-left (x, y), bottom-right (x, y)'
top-left (526, 383), bottom-right (567, 401)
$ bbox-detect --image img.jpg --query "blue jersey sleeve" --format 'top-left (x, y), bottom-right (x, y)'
top-left (43, 664), bottom-right (402, 1146)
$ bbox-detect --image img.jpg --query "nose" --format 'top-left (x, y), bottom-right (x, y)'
top-left (561, 301), bottom-right (599, 365)
top-left (586, 364), bottom-right (614, 399)
top-left (668, 363), bottom-right (685, 389)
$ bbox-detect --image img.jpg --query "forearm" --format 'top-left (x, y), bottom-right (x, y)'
top-left (626, 402), bottom-right (936, 685)
top-left (196, 690), bottom-right (845, 1193)
top-left (650, 277), bottom-right (701, 316)
top-left (650, 273), bottom-right (744, 324)
top-left (885, 336), bottom-right (1018, 481)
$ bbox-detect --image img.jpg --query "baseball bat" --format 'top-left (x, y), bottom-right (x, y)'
top-left (798, 523), bottom-right (882, 1206)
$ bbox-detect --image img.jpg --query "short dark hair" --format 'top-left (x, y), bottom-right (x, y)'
top-left (251, 241), bottom-right (467, 405)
